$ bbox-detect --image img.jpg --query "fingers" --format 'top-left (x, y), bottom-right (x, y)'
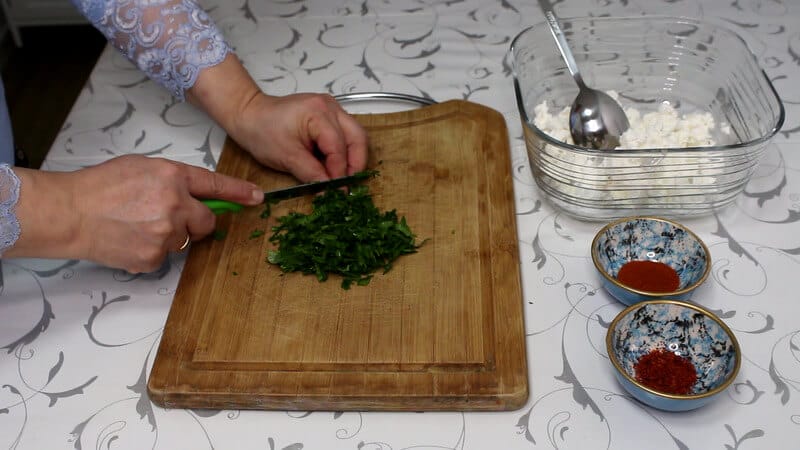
top-left (305, 97), bottom-right (369, 180)
top-left (182, 162), bottom-right (263, 205)
top-left (307, 122), bottom-right (346, 180)
top-left (171, 162), bottom-right (253, 255)
top-left (129, 196), bottom-right (214, 273)
top-left (284, 147), bottom-right (331, 183)
top-left (336, 110), bottom-right (369, 175)
top-left (130, 197), bottom-right (214, 273)
top-left (183, 194), bottom-right (217, 242)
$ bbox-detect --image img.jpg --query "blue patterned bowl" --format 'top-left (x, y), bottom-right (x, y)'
top-left (591, 216), bottom-right (710, 306)
top-left (606, 300), bottom-right (741, 412)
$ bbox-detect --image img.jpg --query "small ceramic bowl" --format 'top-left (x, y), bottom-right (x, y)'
top-left (606, 300), bottom-right (741, 412)
top-left (591, 216), bottom-right (710, 306)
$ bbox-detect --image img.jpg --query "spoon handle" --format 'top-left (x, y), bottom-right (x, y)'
top-left (539, 4), bottom-right (586, 88)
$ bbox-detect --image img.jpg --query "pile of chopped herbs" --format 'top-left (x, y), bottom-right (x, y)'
top-left (266, 184), bottom-right (424, 289)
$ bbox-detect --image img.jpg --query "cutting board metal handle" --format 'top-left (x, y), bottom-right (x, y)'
top-left (334, 92), bottom-right (437, 107)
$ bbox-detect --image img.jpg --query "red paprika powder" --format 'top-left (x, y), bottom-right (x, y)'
top-left (634, 348), bottom-right (697, 395)
top-left (617, 260), bottom-right (680, 293)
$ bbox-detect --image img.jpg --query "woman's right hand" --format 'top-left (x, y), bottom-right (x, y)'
top-left (6, 155), bottom-right (264, 273)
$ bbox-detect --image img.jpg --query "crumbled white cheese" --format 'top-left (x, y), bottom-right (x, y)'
top-left (533, 99), bottom-right (726, 149)
top-left (527, 96), bottom-right (737, 215)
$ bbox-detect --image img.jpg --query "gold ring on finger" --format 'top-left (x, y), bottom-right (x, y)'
top-left (178, 234), bottom-right (191, 251)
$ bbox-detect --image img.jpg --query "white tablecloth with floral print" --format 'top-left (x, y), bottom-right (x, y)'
top-left (3, 1), bottom-right (800, 449)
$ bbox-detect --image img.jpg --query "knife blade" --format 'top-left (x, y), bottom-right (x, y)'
top-left (201, 171), bottom-right (376, 215)
top-left (263, 170), bottom-right (375, 202)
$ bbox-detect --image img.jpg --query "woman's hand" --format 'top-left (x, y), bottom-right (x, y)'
top-left (187, 54), bottom-right (368, 183)
top-left (7, 155), bottom-right (264, 273)
top-left (232, 92), bottom-right (369, 182)
top-left (5, 56), bottom-right (368, 273)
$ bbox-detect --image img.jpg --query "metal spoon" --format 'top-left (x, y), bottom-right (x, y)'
top-left (540, 5), bottom-right (630, 149)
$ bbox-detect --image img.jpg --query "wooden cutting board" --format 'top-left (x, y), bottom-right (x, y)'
top-left (147, 99), bottom-right (528, 411)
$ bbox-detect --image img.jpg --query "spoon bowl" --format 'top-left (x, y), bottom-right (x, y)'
top-left (540, 5), bottom-right (629, 149)
top-left (569, 87), bottom-right (630, 149)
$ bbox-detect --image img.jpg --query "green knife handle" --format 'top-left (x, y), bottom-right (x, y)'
top-left (201, 199), bottom-right (244, 215)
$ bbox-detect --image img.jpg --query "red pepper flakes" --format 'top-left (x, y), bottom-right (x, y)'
top-left (634, 348), bottom-right (697, 395)
top-left (617, 260), bottom-right (680, 293)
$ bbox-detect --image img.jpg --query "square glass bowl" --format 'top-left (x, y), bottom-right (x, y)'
top-left (510, 16), bottom-right (784, 220)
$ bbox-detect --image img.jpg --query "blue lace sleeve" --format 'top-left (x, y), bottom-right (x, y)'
top-left (0, 164), bottom-right (21, 256)
top-left (70, 0), bottom-right (231, 100)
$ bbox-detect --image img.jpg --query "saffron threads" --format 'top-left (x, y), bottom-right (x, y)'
top-left (634, 348), bottom-right (697, 395)
top-left (617, 260), bottom-right (680, 293)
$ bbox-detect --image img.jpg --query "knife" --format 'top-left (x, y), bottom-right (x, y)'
top-left (201, 170), bottom-right (377, 215)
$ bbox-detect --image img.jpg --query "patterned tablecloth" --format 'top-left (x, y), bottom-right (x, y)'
top-left (3, 0), bottom-right (800, 448)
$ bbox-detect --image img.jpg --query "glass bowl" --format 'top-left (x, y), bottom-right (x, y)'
top-left (606, 300), bottom-right (741, 411)
top-left (510, 16), bottom-right (785, 220)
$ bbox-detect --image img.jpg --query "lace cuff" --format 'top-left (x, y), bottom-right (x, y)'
top-left (0, 164), bottom-right (21, 256)
top-left (72, 0), bottom-right (231, 100)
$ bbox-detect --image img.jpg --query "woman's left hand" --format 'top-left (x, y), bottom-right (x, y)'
top-left (188, 54), bottom-right (369, 183)
top-left (231, 92), bottom-right (369, 182)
